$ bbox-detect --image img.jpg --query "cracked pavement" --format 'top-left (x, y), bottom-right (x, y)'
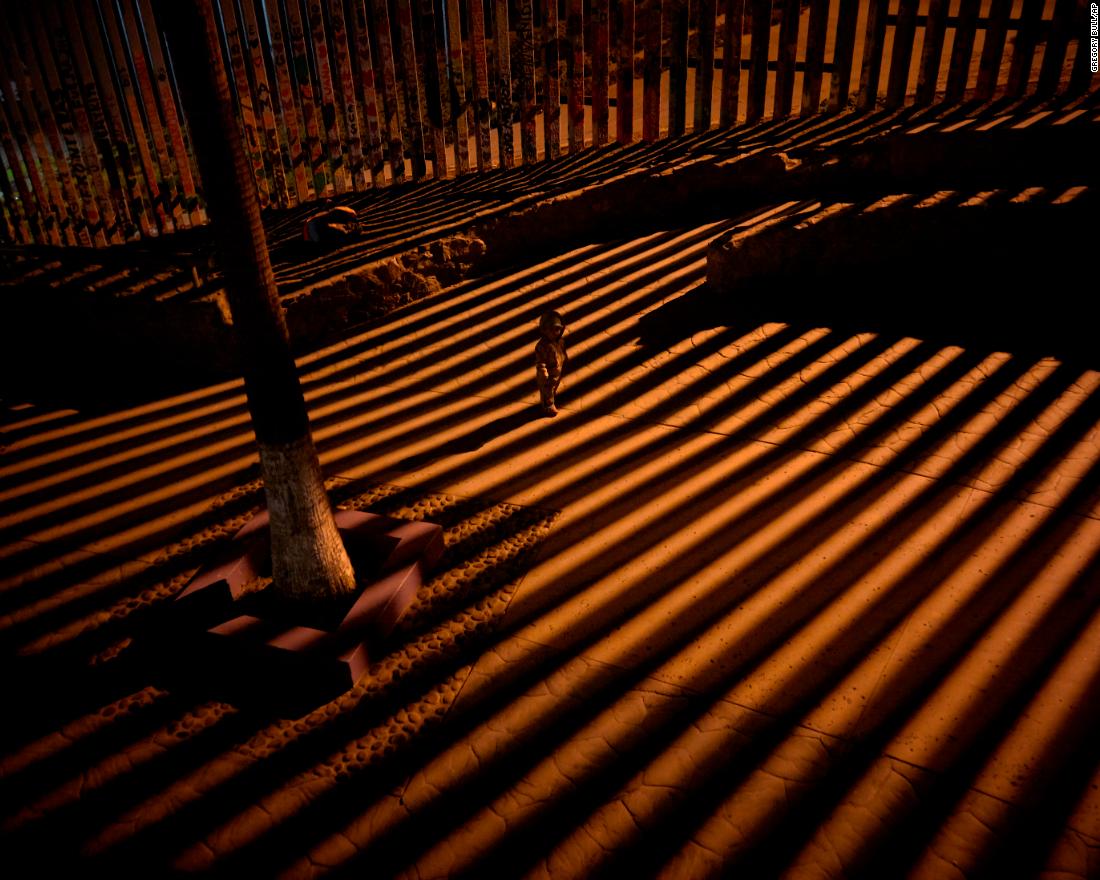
top-left (3, 105), bottom-right (1100, 878)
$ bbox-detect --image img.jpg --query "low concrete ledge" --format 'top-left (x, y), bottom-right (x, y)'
top-left (706, 188), bottom-right (1098, 365)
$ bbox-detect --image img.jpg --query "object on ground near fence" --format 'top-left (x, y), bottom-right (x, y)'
top-left (303, 206), bottom-right (360, 243)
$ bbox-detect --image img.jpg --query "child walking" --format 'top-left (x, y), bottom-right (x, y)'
top-left (534, 310), bottom-right (567, 417)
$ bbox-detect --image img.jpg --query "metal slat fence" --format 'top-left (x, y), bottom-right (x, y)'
top-left (1, 0), bottom-right (1095, 246)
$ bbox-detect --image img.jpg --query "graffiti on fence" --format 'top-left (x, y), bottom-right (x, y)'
top-left (0, 0), bottom-right (1094, 245)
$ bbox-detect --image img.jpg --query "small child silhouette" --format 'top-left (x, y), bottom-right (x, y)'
top-left (534, 310), bottom-right (567, 417)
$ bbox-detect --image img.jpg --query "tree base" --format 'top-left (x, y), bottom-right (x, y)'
top-left (161, 510), bottom-right (443, 714)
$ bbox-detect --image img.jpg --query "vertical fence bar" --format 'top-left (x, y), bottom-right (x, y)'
top-left (418, 0), bottom-right (448, 177)
top-left (64, 1), bottom-right (138, 240)
top-left (542, 0), bottom-right (562, 159)
top-left (856, 0), bottom-right (888, 111)
top-left (975, 0), bottom-right (1012, 101)
top-left (746, 0), bottom-right (771, 122)
top-left (915, 0), bottom-right (949, 105)
top-left (461, 0), bottom-right (476, 164)
top-left (59, 1), bottom-right (133, 242)
top-left (47, 1), bottom-right (127, 243)
top-left (87, 2), bottom-right (158, 239)
top-left (641, 0), bottom-right (662, 140)
top-left (36, 5), bottom-right (111, 245)
top-left (517, 0), bottom-right (538, 162)
top-left (694, 0), bottom-right (717, 130)
top-left (264, 0), bottom-right (312, 202)
top-left (0, 128), bottom-right (35, 243)
top-left (616, 0), bottom-right (636, 142)
top-left (356, 0), bottom-right (387, 187)
top-left (0, 23), bottom-right (74, 243)
top-left (286, 0), bottom-right (331, 195)
top-left (394, 0), bottom-right (428, 178)
top-left (5, 0), bottom-right (1081, 249)
top-left (885, 0), bottom-right (918, 108)
top-left (327, 0), bottom-right (368, 189)
top-left (309, 0), bottom-right (351, 191)
top-left (0, 60), bottom-right (56, 244)
top-left (217, 0), bottom-right (273, 205)
top-left (136, 0), bottom-right (205, 221)
top-left (1005, 0), bottom-right (1045, 98)
top-left (468, 0), bottom-right (493, 169)
top-left (350, 0), bottom-right (387, 186)
top-left (720, 0), bottom-right (746, 125)
top-left (0, 138), bottom-right (30, 243)
top-left (593, 0), bottom-right (610, 144)
top-left (370, 0), bottom-right (407, 182)
top-left (945, 0), bottom-right (980, 102)
top-left (10, 5), bottom-right (89, 244)
top-left (445, 0), bottom-right (471, 171)
top-left (774, 0), bottom-right (800, 117)
top-left (567, 0), bottom-right (585, 151)
top-left (827, 0), bottom-right (859, 110)
top-left (494, 0), bottom-right (514, 166)
top-left (97, 0), bottom-right (171, 236)
top-left (1036, 0), bottom-right (1076, 97)
top-left (667, 0), bottom-right (689, 135)
top-left (21, 68), bottom-right (81, 242)
top-left (800, 0), bottom-right (828, 115)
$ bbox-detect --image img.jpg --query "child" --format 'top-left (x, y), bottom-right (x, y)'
top-left (534, 310), bottom-right (567, 417)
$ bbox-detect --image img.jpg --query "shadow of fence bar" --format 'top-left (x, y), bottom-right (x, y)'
top-left (0, 0), bottom-right (1096, 246)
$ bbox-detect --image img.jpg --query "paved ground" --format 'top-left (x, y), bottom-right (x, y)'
top-left (2, 99), bottom-right (1100, 878)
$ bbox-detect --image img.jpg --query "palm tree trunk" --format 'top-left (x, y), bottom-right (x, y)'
top-left (157, 0), bottom-right (355, 603)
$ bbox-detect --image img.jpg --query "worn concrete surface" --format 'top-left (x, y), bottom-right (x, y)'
top-left (2, 100), bottom-right (1100, 877)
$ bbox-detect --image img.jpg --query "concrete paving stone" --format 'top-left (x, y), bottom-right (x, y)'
top-left (780, 755), bottom-right (936, 879)
top-left (83, 740), bottom-right (253, 857)
top-left (10, 699), bottom-right (238, 844)
top-left (173, 775), bottom-right (333, 872)
top-left (1038, 795), bottom-right (1100, 880)
top-left (879, 515), bottom-right (1100, 774)
top-left (0, 542), bottom-right (99, 595)
top-left (390, 652), bottom-right (723, 878)
top-left (799, 491), bottom-right (1091, 737)
top-left (0, 685), bottom-right (168, 784)
top-left (524, 694), bottom-right (839, 879)
top-left (658, 730), bottom-right (849, 878)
